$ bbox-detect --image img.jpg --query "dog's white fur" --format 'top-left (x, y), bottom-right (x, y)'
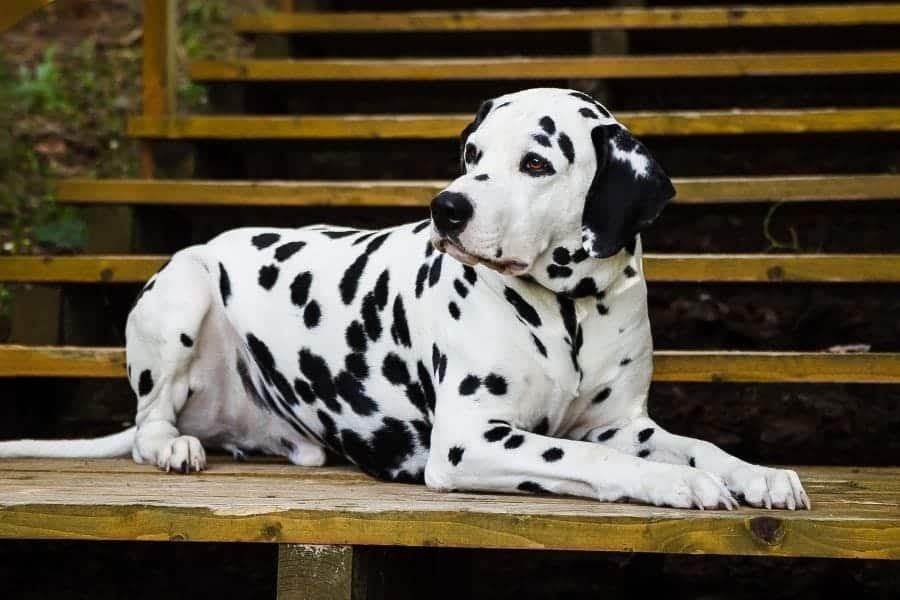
top-left (0, 89), bottom-right (809, 510)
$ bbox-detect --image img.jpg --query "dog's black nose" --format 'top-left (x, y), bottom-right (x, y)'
top-left (431, 191), bottom-right (473, 235)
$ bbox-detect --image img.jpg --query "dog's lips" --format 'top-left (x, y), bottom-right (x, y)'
top-left (434, 238), bottom-right (529, 275)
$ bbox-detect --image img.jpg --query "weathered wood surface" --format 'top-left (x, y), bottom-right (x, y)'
top-left (0, 459), bottom-right (897, 559)
top-left (190, 52), bottom-right (900, 81)
top-left (140, 0), bottom-right (176, 177)
top-left (3, 345), bottom-right (899, 383)
top-left (277, 545), bottom-right (354, 600)
top-left (126, 108), bottom-right (900, 139)
top-left (231, 4), bottom-right (900, 33)
top-left (55, 175), bottom-right (900, 207)
top-left (3, 254), bottom-right (900, 284)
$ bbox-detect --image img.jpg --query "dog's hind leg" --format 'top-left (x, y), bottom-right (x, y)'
top-left (126, 250), bottom-right (212, 474)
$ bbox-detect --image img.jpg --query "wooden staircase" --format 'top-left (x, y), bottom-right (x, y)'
top-left (2, 2), bottom-right (900, 584)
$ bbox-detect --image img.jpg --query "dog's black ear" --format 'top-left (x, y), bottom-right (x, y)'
top-left (458, 99), bottom-right (494, 173)
top-left (581, 124), bottom-right (676, 258)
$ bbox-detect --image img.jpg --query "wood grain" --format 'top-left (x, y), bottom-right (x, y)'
top-left (190, 52), bottom-right (900, 81)
top-left (3, 254), bottom-right (900, 284)
top-left (231, 5), bottom-right (900, 33)
top-left (3, 345), bottom-right (898, 383)
top-left (126, 108), bottom-right (900, 139)
top-left (0, 459), bottom-right (898, 559)
top-left (55, 175), bottom-right (900, 207)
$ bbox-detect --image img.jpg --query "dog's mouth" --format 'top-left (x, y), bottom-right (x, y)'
top-left (433, 238), bottom-right (529, 275)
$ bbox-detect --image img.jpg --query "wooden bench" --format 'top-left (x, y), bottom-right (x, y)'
top-left (3, 1), bottom-right (900, 597)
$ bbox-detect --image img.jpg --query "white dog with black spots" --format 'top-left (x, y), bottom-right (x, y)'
top-left (0, 88), bottom-right (809, 510)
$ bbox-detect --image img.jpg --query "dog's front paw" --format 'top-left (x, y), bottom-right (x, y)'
top-left (725, 465), bottom-right (810, 510)
top-left (158, 435), bottom-right (207, 474)
top-left (643, 466), bottom-right (738, 510)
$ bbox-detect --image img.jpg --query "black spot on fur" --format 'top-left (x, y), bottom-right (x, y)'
top-left (345, 321), bottom-right (367, 352)
top-left (597, 303), bottom-right (609, 316)
top-left (274, 241), bottom-right (305, 262)
top-left (638, 449), bottom-right (651, 458)
top-left (474, 174), bottom-right (489, 181)
top-left (532, 133), bottom-right (552, 147)
top-left (428, 254), bottom-right (443, 287)
top-left (459, 375), bottom-right (481, 395)
top-left (299, 348), bottom-right (340, 413)
top-left (552, 247), bottom-right (571, 265)
top-left (638, 428), bottom-right (655, 443)
top-left (488, 419), bottom-right (510, 425)
top-left (596, 428), bottom-right (618, 442)
top-left (412, 420), bottom-right (431, 449)
top-left (448, 302), bottom-right (461, 320)
top-left (180, 333), bottom-right (193, 347)
top-left (484, 374), bottom-right (507, 395)
top-left (571, 248), bottom-right (590, 263)
top-left (290, 272), bottom-right (312, 307)
top-left (464, 142), bottom-right (483, 165)
top-left (415, 263), bottom-right (429, 298)
top-left (425, 239), bottom-right (435, 257)
top-left (484, 426), bottom-right (511, 442)
top-left (463, 266), bottom-right (478, 285)
top-left (504, 434), bottom-right (524, 450)
top-left (412, 220), bottom-right (431, 234)
top-left (569, 91), bottom-right (611, 117)
top-left (246, 333), bottom-right (304, 413)
top-left (557, 132), bottom-right (575, 163)
top-left (345, 353), bottom-right (368, 380)
top-left (453, 279), bottom-right (468, 297)
top-left (579, 107), bottom-right (599, 119)
top-left (294, 378), bottom-right (316, 404)
top-left (405, 382), bottom-right (429, 416)
top-left (361, 292), bottom-right (382, 341)
top-left (374, 270), bottom-right (390, 310)
top-left (303, 300), bottom-right (321, 328)
top-left (391, 295), bottom-right (412, 348)
top-left (138, 369), bottom-right (154, 396)
top-left (504, 287), bottom-right (541, 327)
top-left (432, 344), bottom-right (441, 374)
top-left (568, 277), bottom-right (599, 298)
top-left (382, 353), bottom-right (411, 385)
top-left (539, 116), bottom-right (556, 135)
top-left (281, 438), bottom-right (295, 453)
top-left (218, 263), bottom-right (231, 305)
top-left (531, 334), bottom-right (548, 357)
top-left (365, 232), bottom-right (391, 255)
top-left (335, 371), bottom-right (379, 416)
top-left (689, 457), bottom-right (696, 468)
top-left (352, 232), bottom-right (376, 246)
top-left (532, 417), bottom-right (550, 436)
top-left (251, 233), bottom-right (280, 249)
top-left (518, 481), bottom-right (549, 494)
top-left (340, 254), bottom-right (368, 305)
top-left (258, 264), bottom-right (279, 290)
top-left (542, 447), bottom-right (564, 462)
top-left (624, 265), bottom-right (637, 278)
top-left (321, 229), bottom-right (360, 239)
top-left (620, 358), bottom-right (632, 366)
top-left (438, 354), bottom-right (448, 383)
top-left (547, 264), bottom-right (572, 279)
top-left (417, 361), bottom-right (436, 413)
top-left (593, 388), bottom-right (611, 404)
top-left (448, 446), bottom-right (464, 466)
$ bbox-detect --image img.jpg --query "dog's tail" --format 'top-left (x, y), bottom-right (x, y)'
top-left (0, 426), bottom-right (135, 458)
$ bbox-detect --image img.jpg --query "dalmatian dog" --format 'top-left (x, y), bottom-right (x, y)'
top-left (0, 88), bottom-right (809, 510)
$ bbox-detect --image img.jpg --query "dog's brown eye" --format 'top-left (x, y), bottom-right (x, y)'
top-left (526, 157), bottom-right (545, 171)
top-left (520, 152), bottom-right (555, 177)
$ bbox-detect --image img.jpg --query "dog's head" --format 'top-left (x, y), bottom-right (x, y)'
top-left (431, 88), bottom-right (675, 276)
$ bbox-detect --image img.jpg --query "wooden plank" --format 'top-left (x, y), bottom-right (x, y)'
top-left (277, 545), bottom-right (354, 600)
top-left (232, 5), bottom-right (900, 33)
top-left (190, 52), bottom-right (900, 82)
top-left (0, 459), bottom-right (899, 559)
top-left (55, 175), bottom-right (900, 207)
top-left (126, 108), bottom-right (900, 139)
top-left (141, 0), bottom-right (176, 177)
top-left (3, 345), bottom-right (899, 383)
top-left (3, 254), bottom-right (900, 284)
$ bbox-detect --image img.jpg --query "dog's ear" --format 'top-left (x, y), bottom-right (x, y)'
top-left (458, 99), bottom-right (494, 173)
top-left (581, 124), bottom-right (676, 258)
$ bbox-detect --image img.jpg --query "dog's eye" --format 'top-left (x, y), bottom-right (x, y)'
top-left (520, 152), bottom-right (555, 177)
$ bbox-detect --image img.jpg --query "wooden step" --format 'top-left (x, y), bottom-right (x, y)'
top-left (190, 51), bottom-right (900, 82)
top-left (2, 345), bottom-right (899, 383)
top-left (231, 4), bottom-right (900, 33)
top-left (0, 458), bottom-right (898, 558)
top-left (2, 254), bottom-right (899, 284)
top-left (56, 175), bottom-right (900, 207)
top-left (127, 108), bottom-right (900, 139)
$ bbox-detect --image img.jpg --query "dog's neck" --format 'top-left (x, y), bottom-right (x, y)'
top-left (526, 235), bottom-right (641, 298)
